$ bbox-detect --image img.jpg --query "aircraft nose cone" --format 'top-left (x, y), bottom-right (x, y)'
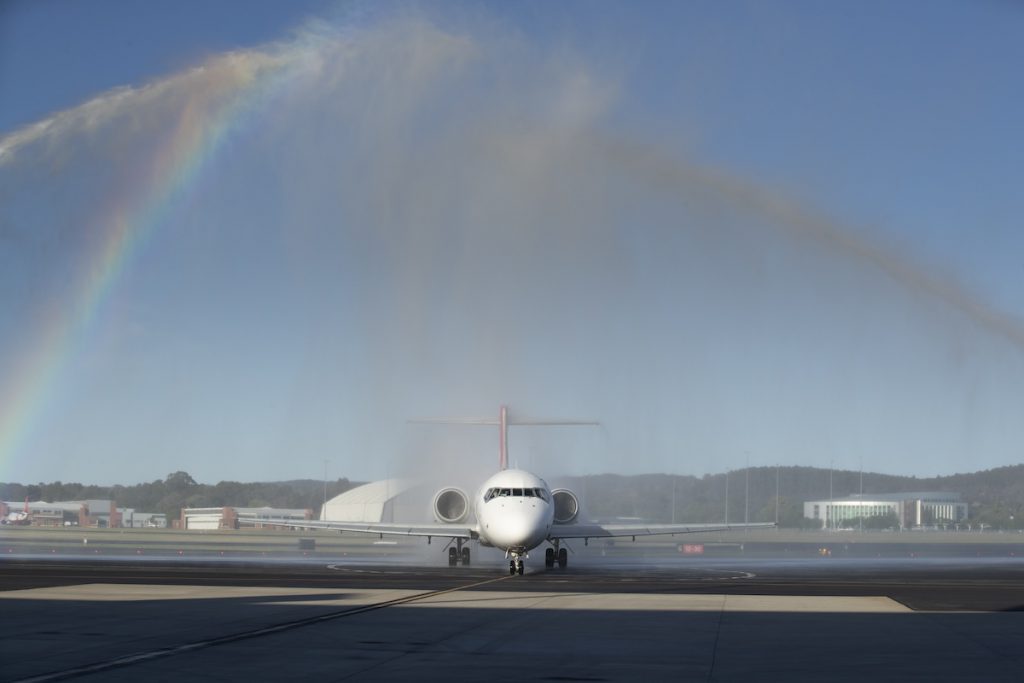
top-left (488, 500), bottom-right (548, 549)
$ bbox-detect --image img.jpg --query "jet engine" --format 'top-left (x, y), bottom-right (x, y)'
top-left (432, 487), bottom-right (470, 523)
top-left (551, 489), bottom-right (580, 524)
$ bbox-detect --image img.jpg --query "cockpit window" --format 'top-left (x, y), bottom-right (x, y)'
top-left (486, 487), bottom-right (547, 500)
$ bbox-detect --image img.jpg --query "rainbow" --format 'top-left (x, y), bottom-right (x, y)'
top-left (0, 49), bottom-right (299, 478)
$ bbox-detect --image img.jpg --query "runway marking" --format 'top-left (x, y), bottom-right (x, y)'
top-left (584, 567), bottom-right (757, 582)
top-left (325, 564), bottom-right (386, 574)
top-left (702, 568), bottom-right (756, 580)
top-left (11, 574), bottom-right (513, 683)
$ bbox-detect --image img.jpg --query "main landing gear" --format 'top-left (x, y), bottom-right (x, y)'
top-left (447, 539), bottom-right (471, 567)
top-left (545, 541), bottom-right (568, 569)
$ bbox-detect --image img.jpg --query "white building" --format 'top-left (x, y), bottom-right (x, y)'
top-left (321, 479), bottom-right (415, 522)
top-left (804, 492), bottom-right (968, 530)
top-left (180, 506), bottom-right (312, 530)
top-left (130, 512), bottom-right (167, 528)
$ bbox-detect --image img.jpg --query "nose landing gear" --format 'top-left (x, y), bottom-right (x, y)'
top-left (507, 551), bottom-right (525, 576)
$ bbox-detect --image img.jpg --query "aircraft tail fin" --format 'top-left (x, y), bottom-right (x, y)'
top-left (410, 406), bottom-right (599, 471)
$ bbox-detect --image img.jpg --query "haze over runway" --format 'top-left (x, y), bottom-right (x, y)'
top-left (1, 2), bottom-right (1023, 486)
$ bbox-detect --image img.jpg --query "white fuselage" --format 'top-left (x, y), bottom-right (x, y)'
top-left (474, 469), bottom-right (554, 554)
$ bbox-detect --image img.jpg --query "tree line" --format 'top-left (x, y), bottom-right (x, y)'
top-left (560, 464), bottom-right (1024, 529)
top-left (3, 464), bottom-right (1024, 529)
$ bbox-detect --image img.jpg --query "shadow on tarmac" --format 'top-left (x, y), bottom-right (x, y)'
top-left (3, 592), bottom-right (1024, 682)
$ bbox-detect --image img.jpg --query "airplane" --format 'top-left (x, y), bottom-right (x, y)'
top-left (2, 498), bottom-right (31, 526)
top-left (242, 407), bottom-right (773, 575)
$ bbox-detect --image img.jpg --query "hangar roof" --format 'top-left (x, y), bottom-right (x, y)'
top-left (326, 479), bottom-right (413, 505)
top-left (322, 479), bottom-right (416, 523)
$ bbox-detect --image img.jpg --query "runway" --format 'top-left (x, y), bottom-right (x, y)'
top-left (4, 556), bottom-right (1024, 681)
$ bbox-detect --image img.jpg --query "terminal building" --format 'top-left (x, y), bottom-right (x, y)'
top-left (803, 492), bottom-right (968, 530)
top-left (1, 499), bottom-right (163, 527)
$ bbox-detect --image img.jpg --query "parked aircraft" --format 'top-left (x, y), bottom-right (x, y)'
top-left (2, 498), bottom-right (31, 525)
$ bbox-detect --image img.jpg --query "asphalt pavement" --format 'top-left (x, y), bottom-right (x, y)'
top-left (3, 555), bottom-right (1024, 681)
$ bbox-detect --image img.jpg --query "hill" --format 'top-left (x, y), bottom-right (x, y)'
top-left (555, 464), bottom-right (1024, 528)
top-left (3, 465), bottom-right (1024, 529)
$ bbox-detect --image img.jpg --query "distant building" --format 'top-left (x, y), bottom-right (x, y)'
top-left (321, 479), bottom-right (414, 523)
top-left (129, 512), bottom-right (167, 528)
top-left (179, 506), bottom-right (313, 530)
top-left (1, 500), bottom-right (165, 528)
top-left (81, 500), bottom-right (122, 528)
top-left (804, 492), bottom-right (968, 530)
top-left (2, 501), bottom-right (83, 526)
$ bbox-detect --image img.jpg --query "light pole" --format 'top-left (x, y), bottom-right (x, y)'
top-left (671, 475), bottom-right (676, 524)
top-left (775, 464), bottom-right (780, 528)
top-left (744, 453), bottom-right (749, 530)
top-left (725, 469), bottom-right (729, 525)
top-left (859, 457), bottom-right (864, 533)
top-left (322, 459), bottom-right (330, 521)
top-left (828, 461), bottom-right (834, 532)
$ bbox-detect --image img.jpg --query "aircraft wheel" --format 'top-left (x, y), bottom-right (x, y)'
top-left (557, 547), bottom-right (568, 569)
top-left (545, 547), bottom-right (555, 568)
top-left (461, 547), bottom-right (471, 566)
top-left (509, 561), bottom-right (516, 576)
top-left (517, 560), bottom-right (524, 575)
top-left (448, 548), bottom-right (458, 567)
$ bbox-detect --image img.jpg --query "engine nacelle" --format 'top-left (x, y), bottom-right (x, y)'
top-left (551, 488), bottom-right (580, 524)
top-left (432, 487), bottom-right (470, 523)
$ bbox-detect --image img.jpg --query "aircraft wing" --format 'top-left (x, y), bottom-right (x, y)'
top-left (548, 522), bottom-right (774, 540)
top-left (236, 517), bottom-right (474, 540)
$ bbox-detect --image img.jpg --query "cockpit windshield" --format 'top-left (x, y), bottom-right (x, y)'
top-left (484, 487), bottom-right (549, 502)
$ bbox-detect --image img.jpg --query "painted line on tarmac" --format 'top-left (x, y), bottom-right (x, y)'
top-left (702, 568), bottom-right (756, 580)
top-left (12, 574), bottom-right (513, 683)
top-left (326, 564), bottom-right (386, 573)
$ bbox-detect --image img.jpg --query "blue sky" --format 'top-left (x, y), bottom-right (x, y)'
top-left (1, 1), bottom-right (1023, 486)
